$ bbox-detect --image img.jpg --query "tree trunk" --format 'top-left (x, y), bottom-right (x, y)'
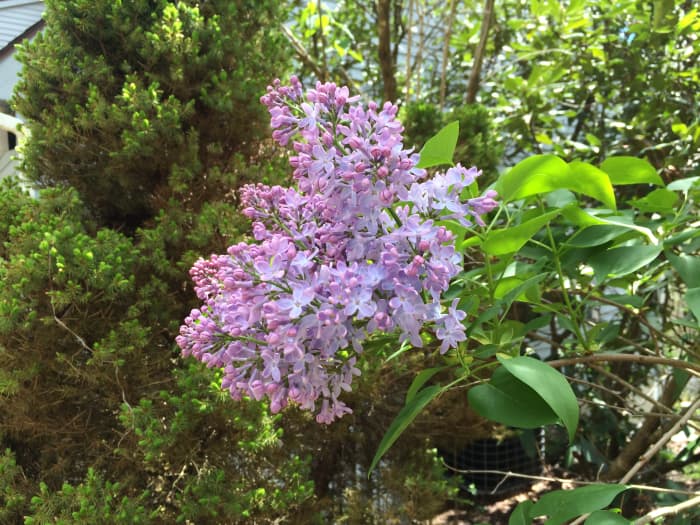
top-left (404, 0), bottom-right (415, 102)
top-left (466, 0), bottom-right (495, 104)
top-left (377, 0), bottom-right (397, 102)
top-left (439, 0), bottom-right (458, 110)
top-left (602, 375), bottom-right (678, 481)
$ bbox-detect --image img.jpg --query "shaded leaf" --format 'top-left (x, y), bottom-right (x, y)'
top-left (585, 510), bottom-right (631, 524)
top-left (567, 225), bottom-right (631, 248)
top-left (667, 253), bottom-right (700, 287)
top-left (468, 367), bottom-right (560, 429)
top-left (509, 500), bottom-right (534, 525)
top-left (405, 367), bottom-right (447, 404)
top-left (369, 385), bottom-right (442, 474)
top-left (685, 287), bottom-right (700, 324)
top-left (530, 484), bottom-right (628, 524)
top-left (589, 245), bottom-right (663, 281)
top-left (497, 355), bottom-right (579, 442)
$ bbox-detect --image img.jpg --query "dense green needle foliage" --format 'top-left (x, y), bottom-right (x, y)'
top-left (13, 0), bottom-right (286, 229)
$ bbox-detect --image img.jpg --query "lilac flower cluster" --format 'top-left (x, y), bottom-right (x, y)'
top-left (177, 77), bottom-right (498, 423)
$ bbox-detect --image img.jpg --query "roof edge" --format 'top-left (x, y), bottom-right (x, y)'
top-left (0, 19), bottom-right (45, 61)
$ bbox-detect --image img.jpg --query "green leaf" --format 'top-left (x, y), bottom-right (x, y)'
top-left (405, 367), bottom-right (447, 404)
top-left (585, 510), bottom-right (631, 524)
top-left (561, 208), bottom-right (659, 245)
top-left (494, 277), bottom-right (541, 303)
top-left (652, 0), bottom-right (677, 33)
top-left (497, 355), bottom-right (579, 442)
top-left (667, 176), bottom-right (700, 191)
top-left (589, 245), bottom-right (663, 280)
top-left (667, 253), bottom-right (700, 287)
top-left (599, 157), bottom-right (664, 186)
top-left (495, 155), bottom-right (568, 201)
top-left (567, 225), bottom-right (631, 248)
top-left (530, 484), bottom-right (628, 524)
top-left (482, 209), bottom-right (560, 255)
top-left (629, 188), bottom-right (678, 213)
top-left (468, 367), bottom-right (560, 429)
top-left (509, 500), bottom-right (534, 525)
top-left (685, 287), bottom-right (700, 324)
top-left (416, 121), bottom-right (459, 168)
top-left (496, 156), bottom-right (616, 209)
top-left (568, 161), bottom-right (617, 210)
top-left (369, 385), bottom-right (442, 474)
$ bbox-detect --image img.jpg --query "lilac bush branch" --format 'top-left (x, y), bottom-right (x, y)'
top-left (177, 78), bottom-right (498, 423)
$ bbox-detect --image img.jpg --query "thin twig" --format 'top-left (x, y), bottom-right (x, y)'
top-left (634, 494), bottom-right (700, 524)
top-left (619, 396), bottom-right (700, 485)
top-left (440, 466), bottom-right (700, 496)
top-left (548, 354), bottom-right (700, 377)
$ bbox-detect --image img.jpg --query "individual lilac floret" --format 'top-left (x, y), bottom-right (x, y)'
top-left (177, 77), bottom-right (498, 423)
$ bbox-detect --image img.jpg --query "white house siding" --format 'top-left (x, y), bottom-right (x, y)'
top-left (0, 0), bottom-right (43, 189)
top-left (0, 0), bottom-right (45, 101)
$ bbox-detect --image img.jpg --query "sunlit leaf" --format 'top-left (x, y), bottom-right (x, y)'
top-left (629, 188), bottom-right (678, 213)
top-left (416, 121), bottom-right (459, 168)
top-left (496, 156), bottom-right (616, 209)
top-left (599, 157), bottom-right (663, 186)
top-left (482, 209), bottom-right (560, 255)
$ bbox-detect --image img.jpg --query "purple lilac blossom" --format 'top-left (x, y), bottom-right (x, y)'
top-left (177, 77), bottom-right (498, 424)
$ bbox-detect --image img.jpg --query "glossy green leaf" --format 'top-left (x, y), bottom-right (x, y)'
top-left (667, 253), bottom-right (700, 287)
top-left (494, 276), bottom-right (541, 303)
top-left (667, 176), bottom-right (700, 191)
top-left (589, 245), bottom-right (662, 280)
top-left (652, 0), bottom-right (676, 33)
top-left (482, 209), bottom-right (560, 255)
top-left (567, 225), bottom-right (631, 248)
top-left (495, 156), bottom-right (616, 209)
top-left (568, 161), bottom-right (617, 211)
top-left (468, 367), bottom-right (560, 429)
top-left (561, 208), bottom-right (659, 245)
top-left (405, 367), bottom-right (447, 404)
top-left (629, 188), bottom-right (678, 213)
top-left (509, 501), bottom-right (534, 525)
top-left (416, 121), bottom-right (459, 168)
top-left (530, 484), bottom-right (627, 524)
top-left (585, 510), bottom-right (631, 524)
top-left (685, 287), bottom-right (700, 324)
top-left (369, 385), bottom-right (442, 474)
top-left (495, 155), bottom-right (569, 200)
top-left (599, 156), bottom-right (663, 186)
top-left (497, 355), bottom-right (579, 442)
